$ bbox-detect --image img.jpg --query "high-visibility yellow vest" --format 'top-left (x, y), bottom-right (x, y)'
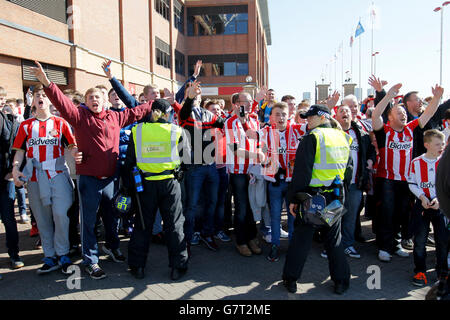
top-left (309, 127), bottom-right (352, 188)
top-left (132, 122), bottom-right (182, 181)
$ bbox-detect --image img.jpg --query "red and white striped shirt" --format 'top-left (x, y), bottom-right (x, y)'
top-left (408, 154), bottom-right (440, 200)
top-left (13, 116), bottom-right (75, 181)
top-left (224, 114), bottom-right (260, 174)
top-left (374, 119), bottom-right (419, 181)
top-left (261, 123), bottom-right (307, 182)
top-left (212, 127), bottom-right (227, 168)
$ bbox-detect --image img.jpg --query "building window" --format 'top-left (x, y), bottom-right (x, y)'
top-left (175, 50), bottom-right (185, 76)
top-left (174, 0), bottom-right (184, 33)
top-left (188, 55), bottom-right (248, 77)
top-left (156, 37), bottom-right (171, 69)
top-left (187, 6), bottom-right (248, 36)
top-left (7, 0), bottom-right (67, 23)
top-left (155, 0), bottom-right (170, 21)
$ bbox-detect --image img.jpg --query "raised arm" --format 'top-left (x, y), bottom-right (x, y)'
top-left (372, 83), bottom-right (402, 131)
top-left (418, 85), bottom-right (444, 129)
top-left (101, 59), bottom-right (139, 109)
top-left (326, 90), bottom-right (340, 111)
top-left (369, 75), bottom-right (390, 123)
top-left (179, 81), bottom-right (201, 121)
top-left (30, 61), bottom-right (81, 126)
top-left (175, 60), bottom-right (202, 103)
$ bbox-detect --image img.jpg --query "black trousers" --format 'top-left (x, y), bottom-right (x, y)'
top-left (375, 178), bottom-right (411, 254)
top-left (411, 201), bottom-right (449, 278)
top-left (128, 178), bottom-right (188, 269)
top-left (229, 174), bottom-right (257, 245)
top-left (282, 192), bottom-right (350, 285)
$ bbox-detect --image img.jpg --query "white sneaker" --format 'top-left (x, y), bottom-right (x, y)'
top-left (263, 234), bottom-right (272, 243)
top-left (280, 228), bottom-right (289, 238)
top-left (378, 250), bottom-right (392, 262)
top-left (395, 248), bottom-right (409, 257)
top-left (20, 214), bottom-right (29, 224)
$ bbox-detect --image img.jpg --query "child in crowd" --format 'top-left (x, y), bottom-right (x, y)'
top-left (408, 129), bottom-right (449, 286)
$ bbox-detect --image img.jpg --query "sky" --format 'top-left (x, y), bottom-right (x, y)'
top-left (267, 0), bottom-right (450, 102)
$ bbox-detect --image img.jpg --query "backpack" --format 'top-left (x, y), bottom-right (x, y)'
top-left (0, 112), bottom-right (19, 177)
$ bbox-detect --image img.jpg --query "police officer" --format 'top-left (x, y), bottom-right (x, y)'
top-left (282, 105), bottom-right (352, 295)
top-left (124, 99), bottom-right (189, 281)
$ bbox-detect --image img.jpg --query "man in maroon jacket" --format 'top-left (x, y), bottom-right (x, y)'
top-left (31, 61), bottom-right (152, 279)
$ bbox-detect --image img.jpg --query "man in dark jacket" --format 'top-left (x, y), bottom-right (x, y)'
top-left (282, 105), bottom-right (353, 295)
top-left (335, 105), bottom-right (376, 258)
top-left (0, 110), bottom-right (24, 275)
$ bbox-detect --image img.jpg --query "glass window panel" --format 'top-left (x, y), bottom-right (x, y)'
top-left (237, 63), bottom-right (248, 76)
top-left (224, 62), bottom-right (236, 76)
top-left (236, 21), bottom-right (247, 34)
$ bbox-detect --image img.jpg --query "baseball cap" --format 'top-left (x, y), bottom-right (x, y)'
top-left (300, 104), bottom-right (331, 119)
top-left (151, 99), bottom-right (173, 114)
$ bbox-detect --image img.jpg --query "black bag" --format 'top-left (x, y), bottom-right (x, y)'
top-left (295, 192), bottom-right (346, 227)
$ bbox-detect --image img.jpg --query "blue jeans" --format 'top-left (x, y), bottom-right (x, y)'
top-left (411, 201), bottom-right (449, 278)
top-left (268, 180), bottom-right (294, 246)
top-left (214, 167), bottom-right (229, 234)
top-left (184, 164), bottom-right (219, 242)
top-left (78, 175), bottom-right (120, 265)
top-left (15, 186), bottom-right (27, 215)
top-left (341, 183), bottom-right (363, 249)
top-left (0, 181), bottom-right (19, 258)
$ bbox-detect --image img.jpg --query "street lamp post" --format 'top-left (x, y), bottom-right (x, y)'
top-left (434, 2), bottom-right (450, 87)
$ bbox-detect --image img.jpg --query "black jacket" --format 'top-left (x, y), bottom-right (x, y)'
top-left (179, 98), bottom-right (224, 165)
top-left (348, 121), bottom-right (376, 191)
top-left (436, 143), bottom-right (450, 219)
top-left (287, 123), bottom-right (353, 203)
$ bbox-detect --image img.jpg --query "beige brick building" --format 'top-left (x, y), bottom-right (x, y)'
top-left (0, 0), bottom-right (271, 103)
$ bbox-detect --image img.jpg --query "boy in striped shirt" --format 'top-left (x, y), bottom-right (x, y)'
top-left (408, 129), bottom-right (449, 287)
top-left (12, 85), bottom-right (76, 275)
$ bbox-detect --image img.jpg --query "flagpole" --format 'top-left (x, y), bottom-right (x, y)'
top-left (334, 53), bottom-right (337, 91)
top-left (371, 2), bottom-right (374, 76)
top-left (359, 29), bottom-right (362, 101)
top-left (341, 42), bottom-right (344, 93)
top-left (351, 36), bottom-right (353, 81)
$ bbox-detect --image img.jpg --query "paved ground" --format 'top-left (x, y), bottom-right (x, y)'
top-left (0, 208), bottom-right (438, 300)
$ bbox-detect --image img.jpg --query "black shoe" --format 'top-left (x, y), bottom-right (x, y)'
top-left (58, 255), bottom-right (73, 275)
top-left (200, 234), bottom-right (219, 251)
top-left (85, 263), bottom-right (106, 280)
top-left (129, 266), bottom-right (145, 279)
top-left (171, 267), bottom-right (187, 281)
top-left (102, 245), bottom-right (126, 262)
top-left (334, 282), bottom-right (349, 295)
top-left (68, 245), bottom-right (81, 258)
top-left (151, 232), bottom-right (166, 245)
top-left (283, 279), bottom-right (297, 293)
